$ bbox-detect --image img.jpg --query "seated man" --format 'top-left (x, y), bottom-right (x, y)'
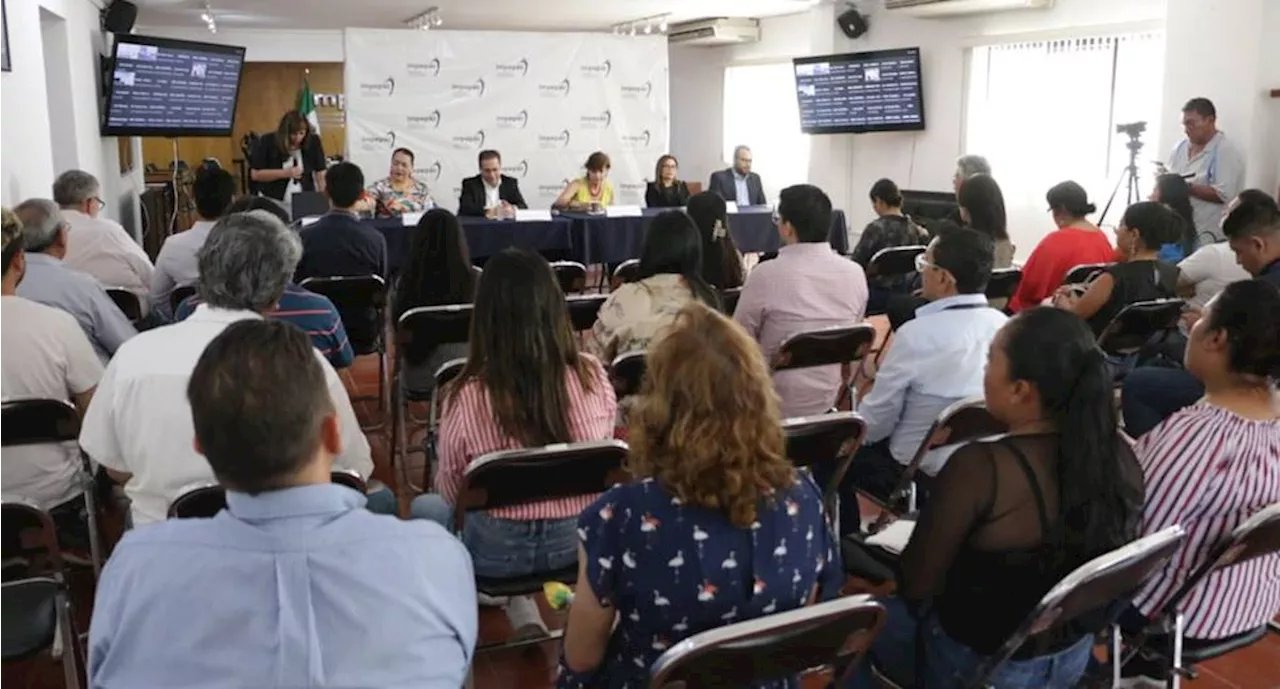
top-left (734, 184), bottom-right (868, 417)
top-left (708, 145), bottom-right (767, 206)
top-left (150, 167), bottom-right (236, 320)
top-left (457, 149), bottom-right (528, 218)
top-left (79, 211), bottom-right (376, 527)
top-left (13, 198), bottom-right (137, 362)
top-left (837, 228), bottom-right (1008, 534)
top-left (53, 169), bottom-right (154, 313)
top-left (88, 319), bottom-right (476, 688)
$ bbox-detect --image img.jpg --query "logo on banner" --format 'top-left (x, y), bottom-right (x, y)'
top-left (538, 130), bottom-right (572, 149)
top-left (406, 110), bottom-right (442, 130)
top-left (452, 130), bottom-right (488, 149)
top-left (502, 160), bottom-right (529, 178)
top-left (495, 58), bottom-right (529, 77)
top-left (359, 77), bottom-right (396, 96)
top-left (619, 182), bottom-right (646, 196)
top-left (407, 59), bottom-right (441, 77)
top-left (451, 78), bottom-right (487, 97)
top-left (580, 60), bottom-right (612, 78)
top-left (579, 110), bottom-right (612, 129)
top-left (621, 81), bottom-right (653, 99)
top-left (537, 180), bottom-right (572, 199)
top-left (415, 161), bottom-right (443, 181)
top-left (360, 129), bottom-right (398, 151)
top-left (621, 129), bottom-right (653, 149)
top-left (538, 79), bottom-right (571, 98)
top-left (495, 110), bottom-right (530, 129)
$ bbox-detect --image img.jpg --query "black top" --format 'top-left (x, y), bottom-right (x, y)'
top-left (295, 212), bottom-right (388, 347)
top-left (644, 181), bottom-right (690, 208)
top-left (456, 175), bottom-right (529, 217)
top-left (1087, 260), bottom-right (1179, 335)
top-left (852, 215), bottom-right (928, 290)
top-left (900, 434), bottom-right (1143, 657)
top-left (249, 132), bottom-right (326, 201)
top-left (1260, 258), bottom-right (1280, 287)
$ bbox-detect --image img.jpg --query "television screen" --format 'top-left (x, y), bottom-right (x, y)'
top-left (793, 47), bottom-right (925, 135)
top-left (102, 34), bottom-right (246, 137)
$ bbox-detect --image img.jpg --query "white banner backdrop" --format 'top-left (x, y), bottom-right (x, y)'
top-left (343, 29), bottom-right (670, 211)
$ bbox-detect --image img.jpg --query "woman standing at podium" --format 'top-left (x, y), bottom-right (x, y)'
top-left (554, 152), bottom-right (615, 211)
top-left (249, 110), bottom-right (327, 205)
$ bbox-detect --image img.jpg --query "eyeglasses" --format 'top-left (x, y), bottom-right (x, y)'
top-left (914, 253), bottom-right (936, 272)
top-left (92, 197), bottom-right (107, 210)
top-left (771, 211), bottom-right (781, 225)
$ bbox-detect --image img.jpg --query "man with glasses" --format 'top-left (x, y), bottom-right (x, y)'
top-left (54, 169), bottom-right (154, 313)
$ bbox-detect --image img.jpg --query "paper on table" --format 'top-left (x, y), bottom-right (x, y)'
top-left (605, 205), bottom-right (643, 217)
top-left (401, 212), bottom-right (424, 226)
top-left (515, 209), bottom-right (553, 221)
top-left (864, 519), bottom-right (916, 554)
top-left (724, 201), bottom-right (739, 214)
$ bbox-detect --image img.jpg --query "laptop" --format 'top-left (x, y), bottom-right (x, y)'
top-left (290, 191), bottom-right (329, 221)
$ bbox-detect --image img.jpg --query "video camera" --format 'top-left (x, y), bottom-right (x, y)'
top-left (1116, 121), bottom-right (1147, 138)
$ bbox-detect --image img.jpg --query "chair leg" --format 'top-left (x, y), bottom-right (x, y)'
top-left (82, 485), bottom-right (103, 580)
top-left (392, 380), bottom-right (411, 496)
top-left (1169, 612), bottom-right (1184, 689)
top-left (56, 590), bottom-right (81, 689)
top-left (1111, 624), bottom-right (1122, 689)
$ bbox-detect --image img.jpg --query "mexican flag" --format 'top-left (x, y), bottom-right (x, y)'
top-left (297, 78), bottom-right (320, 134)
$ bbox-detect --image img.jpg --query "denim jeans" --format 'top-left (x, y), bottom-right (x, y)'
top-left (410, 493), bottom-right (578, 579)
top-left (1120, 367), bottom-right (1204, 438)
top-left (845, 597), bottom-right (1094, 689)
top-left (363, 487), bottom-right (399, 516)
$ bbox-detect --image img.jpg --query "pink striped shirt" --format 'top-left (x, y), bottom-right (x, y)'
top-left (433, 354), bottom-right (618, 521)
top-left (1132, 401), bottom-right (1280, 639)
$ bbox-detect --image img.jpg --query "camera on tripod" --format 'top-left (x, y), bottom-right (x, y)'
top-left (1116, 121), bottom-right (1147, 138)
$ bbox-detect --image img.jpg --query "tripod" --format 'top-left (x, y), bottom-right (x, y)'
top-left (1099, 135), bottom-right (1144, 226)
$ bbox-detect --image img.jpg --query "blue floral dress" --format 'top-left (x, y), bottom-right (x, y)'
top-left (557, 474), bottom-right (843, 689)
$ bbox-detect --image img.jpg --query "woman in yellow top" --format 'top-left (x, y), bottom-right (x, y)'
top-left (553, 151), bottom-right (615, 211)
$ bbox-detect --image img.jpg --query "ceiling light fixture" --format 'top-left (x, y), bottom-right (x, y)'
top-left (200, 2), bottom-right (217, 34)
top-left (404, 6), bottom-right (443, 31)
top-left (610, 13), bottom-right (672, 37)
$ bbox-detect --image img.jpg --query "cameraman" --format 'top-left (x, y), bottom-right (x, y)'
top-left (1166, 98), bottom-right (1245, 246)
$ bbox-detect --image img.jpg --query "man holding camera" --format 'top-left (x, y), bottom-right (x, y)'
top-left (1166, 97), bottom-right (1246, 246)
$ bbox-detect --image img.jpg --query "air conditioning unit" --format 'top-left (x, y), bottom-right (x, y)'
top-left (668, 18), bottom-right (761, 46)
top-left (885, 0), bottom-right (1054, 18)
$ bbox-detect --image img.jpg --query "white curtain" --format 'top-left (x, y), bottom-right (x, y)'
top-left (964, 32), bottom-right (1165, 257)
top-left (723, 63), bottom-right (810, 205)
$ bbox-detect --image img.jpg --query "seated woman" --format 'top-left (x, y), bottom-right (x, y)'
top-left (559, 303), bottom-right (844, 689)
top-left (366, 147), bottom-right (433, 217)
top-left (687, 191), bottom-right (745, 290)
top-left (555, 152), bottom-right (615, 211)
top-left (1008, 181), bottom-right (1115, 312)
top-left (851, 178), bottom-right (929, 315)
top-left (1053, 201), bottom-right (1179, 337)
top-left (645, 155), bottom-right (690, 208)
top-left (409, 248), bottom-right (617, 637)
top-left (957, 174), bottom-right (1015, 269)
top-left (847, 307), bottom-right (1144, 689)
top-left (1149, 173), bottom-right (1197, 262)
top-left (394, 209), bottom-right (477, 393)
top-left (1118, 279), bottom-right (1280, 686)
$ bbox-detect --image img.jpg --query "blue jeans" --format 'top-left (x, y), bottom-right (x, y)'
top-left (363, 486), bottom-right (398, 516)
top-left (1120, 367), bottom-right (1204, 438)
top-left (410, 494), bottom-right (578, 579)
top-left (845, 597), bottom-right (1094, 689)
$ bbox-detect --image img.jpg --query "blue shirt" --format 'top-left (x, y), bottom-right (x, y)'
top-left (176, 283), bottom-right (354, 369)
top-left (16, 253), bottom-right (137, 362)
top-left (734, 171), bottom-right (751, 207)
top-left (89, 484), bottom-right (477, 689)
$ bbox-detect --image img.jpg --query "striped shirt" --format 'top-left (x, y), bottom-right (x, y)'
top-left (434, 354), bottom-right (617, 521)
top-left (176, 284), bottom-right (353, 369)
top-left (1132, 402), bottom-right (1280, 639)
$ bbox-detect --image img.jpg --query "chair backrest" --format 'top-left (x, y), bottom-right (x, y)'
top-left (396, 303), bottom-right (472, 364)
top-left (969, 525), bottom-right (1186, 688)
top-left (1062, 262), bottom-right (1112, 286)
top-left (867, 245), bottom-right (926, 279)
top-left (610, 351), bottom-right (647, 398)
top-left (290, 191), bottom-right (329, 220)
top-left (551, 260), bottom-right (589, 294)
top-left (719, 287), bottom-right (742, 316)
top-left (567, 294), bottom-right (608, 332)
top-left (772, 323), bottom-right (877, 372)
top-left (167, 482), bottom-right (226, 519)
top-left (648, 595), bottom-right (887, 688)
top-left (783, 412), bottom-right (867, 516)
top-left (1096, 298), bottom-right (1184, 356)
top-left (105, 288), bottom-right (142, 321)
top-left (1, 399), bottom-right (79, 446)
top-left (454, 440), bottom-right (629, 531)
top-left (882, 397), bottom-right (1007, 517)
top-left (1, 499), bottom-right (67, 577)
top-left (171, 285), bottom-right (197, 313)
top-left (1160, 501), bottom-right (1280, 617)
top-left (433, 357), bottom-right (468, 391)
top-left (330, 469), bottom-right (366, 494)
top-left (298, 275), bottom-right (388, 310)
top-left (985, 267), bottom-right (1023, 302)
top-left (611, 259), bottom-right (641, 290)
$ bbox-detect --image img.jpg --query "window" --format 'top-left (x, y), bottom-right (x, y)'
top-left (964, 32), bottom-right (1165, 255)
top-left (723, 63), bottom-right (810, 204)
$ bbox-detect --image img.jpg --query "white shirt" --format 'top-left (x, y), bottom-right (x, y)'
top-left (62, 209), bottom-right (155, 313)
top-left (150, 219), bottom-right (216, 319)
top-left (1167, 132), bottom-right (1246, 246)
top-left (1177, 242), bottom-right (1250, 309)
top-left (79, 305), bottom-right (373, 526)
top-left (484, 180), bottom-right (501, 210)
top-left (1, 295), bottom-right (104, 508)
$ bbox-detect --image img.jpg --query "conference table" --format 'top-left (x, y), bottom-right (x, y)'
top-left (366, 207), bottom-right (850, 275)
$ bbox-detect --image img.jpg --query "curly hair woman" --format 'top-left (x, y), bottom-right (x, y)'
top-left (558, 303), bottom-right (844, 689)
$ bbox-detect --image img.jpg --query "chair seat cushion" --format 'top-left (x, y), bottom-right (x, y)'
top-left (1, 579), bottom-right (58, 661)
top-left (476, 563), bottom-right (577, 598)
top-left (1181, 625), bottom-right (1269, 662)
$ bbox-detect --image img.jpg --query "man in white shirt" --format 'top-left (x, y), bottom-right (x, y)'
top-left (53, 170), bottom-right (154, 312)
top-left (150, 167), bottom-right (236, 320)
top-left (1166, 98), bottom-right (1246, 246)
top-left (80, 211), bottom-right (374, 526)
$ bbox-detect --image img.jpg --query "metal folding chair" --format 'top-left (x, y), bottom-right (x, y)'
top-left (551, 260), bottom-right (589, 294)
top-left (393, 304), bottom-right (472, 493)
top-left (1096, 298), bottom-right (1185, 358)
top-left (648, 595), bottom-right (887, 688)
top-left (170, 285), bottom-right (197, 315)
top-left (610, 351), bottom-right (647, 399)
top-left (719, 286), bottom-right (742, 316)
top-left (611, 259), bottom-right (641, 291)
top-left (167, 482), bottom-right (226, 519)
top-left (454, 440), bottom-right (630, 652)
top-left (1062, 262), bottom-right (1113, 287)
top-left (330, 468), bottom-right (367, 494)
top-left (866, 246), bottom-right (926, 284)
top-left (783, 412), bottom-right (867, 528)
top-left (1, 399), bottom-right (103, 578)
top-left (567, 294), bottom-right (608, 333)
top-left (298, 275), bottom-right (390, 426)
top-left (105, 288), bottom-right (142, 322)
top-left (985, 267), bottom-right (1023, 306)
top-left (772, 323), bottom-right (877, 411)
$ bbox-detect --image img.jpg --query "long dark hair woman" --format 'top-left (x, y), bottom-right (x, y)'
top-left (645, 154), bottom-right (691, 208)
top-left (686, 191), bottom-right (744, 290)
top-left (957, 173), bottom-right (1014, 267)
top-left (395, 208), bottom-right (478, 389)
top-left (409, 248), bottom-right (617, 640)
top-left (1150, 173), bottom-right (1197, 260)
top-left (248, 110), bottom-right (327, 203)
top-left (848, 307), bottom-right (1143, 689)
top-left (585, 211), bottom-right (720, 363)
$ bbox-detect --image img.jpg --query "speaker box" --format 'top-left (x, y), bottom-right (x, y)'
top-left (103, 0), bottom-right (138, 34)
top-left (837, 7), bottom-right (869, 40)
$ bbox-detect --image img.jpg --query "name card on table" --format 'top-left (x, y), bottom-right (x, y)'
top-left (724, 201), bottom-right (739, 214)
top-left (401, 212), bottom-right (424, 226)
top-left (515, 209), bottom-right (553, 221)
top-left (605, 205), bottom-right (643, 217)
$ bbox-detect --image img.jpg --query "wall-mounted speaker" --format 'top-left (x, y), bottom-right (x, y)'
top-left (102, 0), bottom-right (138, 35)
top-left (837, 6), bottom-right (869, 40)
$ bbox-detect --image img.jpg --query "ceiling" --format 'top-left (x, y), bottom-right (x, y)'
top-left (134, 0), bottom-right (822, 32)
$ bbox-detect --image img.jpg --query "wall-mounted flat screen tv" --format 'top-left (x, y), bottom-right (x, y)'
top-left (102, 34), bottom-right (246, 137)
top-left (793, 47), bottom-right (925, 134)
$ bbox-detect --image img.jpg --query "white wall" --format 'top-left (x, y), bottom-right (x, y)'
top-left (133, 27), bottom-right (344, 62)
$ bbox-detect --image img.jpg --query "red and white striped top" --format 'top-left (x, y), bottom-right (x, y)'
top-left (1132, 401), bottom-right (1280, 639)
top-left (433, 354), bottom-right (618, 521)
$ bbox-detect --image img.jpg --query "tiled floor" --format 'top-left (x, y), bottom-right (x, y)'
top-left (5, 321), bottom-right (1279, 688)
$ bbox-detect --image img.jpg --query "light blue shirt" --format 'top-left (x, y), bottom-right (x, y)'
top-left (855, 293), bottom-right (1008, 474)
top-left (89, 484), bottom-right (477, 689)
top-left (1168, 131), bottom-right (1245, 246)
top-left (16, 253), bottom-right (137, 362)
top-left (734, 171), bottom-right (751, 206)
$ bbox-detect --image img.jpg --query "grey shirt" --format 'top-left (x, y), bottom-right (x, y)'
top-left (17, 253), bottom-right (138, 362)
top-left (1168, 131), bottom-right (1246, 246)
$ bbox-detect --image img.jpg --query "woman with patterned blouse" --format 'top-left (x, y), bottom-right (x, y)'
top-left (366, 147), bottom-right (433, 218)
top-left (559, 303), bottom-right (844, 689)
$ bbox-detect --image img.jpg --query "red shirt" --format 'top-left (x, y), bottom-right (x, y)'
top-left (1008, 226), bottom-right (1115, 312)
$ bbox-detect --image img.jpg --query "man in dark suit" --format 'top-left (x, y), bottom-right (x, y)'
top-left (457, 150), bottom-right (529, 218)
top-left (294, 162), bottom-right (387, 347)
top-left (708, 145), bottom-right (767, 206)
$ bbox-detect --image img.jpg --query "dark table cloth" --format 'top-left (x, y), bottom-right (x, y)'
top-left (367, 216), bottom-right (574, 275)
